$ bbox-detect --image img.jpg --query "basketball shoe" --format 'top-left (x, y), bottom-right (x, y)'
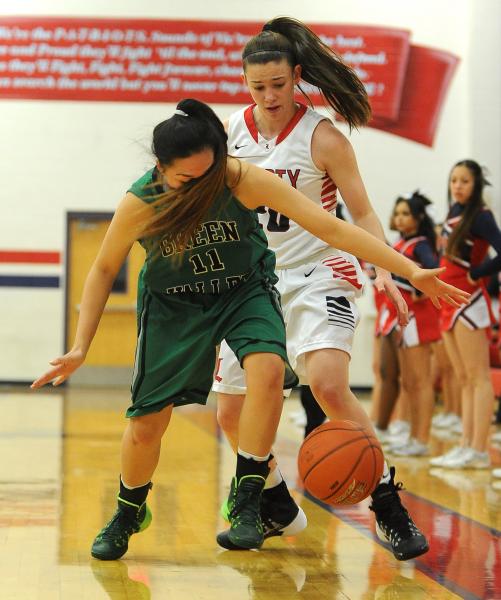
top-left (220, 480), bottom-right (307, 540)
top-left (91, 496), bottom-right (152, 560)
top-left (217, 475), bottom-right (266, 550)
top-left (369, 467), bottom-right (429, 561)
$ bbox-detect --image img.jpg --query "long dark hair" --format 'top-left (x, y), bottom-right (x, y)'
top-left (242, 17), bottom-right (371, 130)
top-left (446, 159), bottom-right (489, 258)
top-left (142, 99), bottom-right (228, 252)
top-left (395, 191), bottom-right (436, 249)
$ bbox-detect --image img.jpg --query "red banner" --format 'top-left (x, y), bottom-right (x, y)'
top-left (0, 17), bottom-right (458, 146)
top-left (304, 24), bottom-right (410, 122)
top-left (370, 46), bottom-right (459, 146)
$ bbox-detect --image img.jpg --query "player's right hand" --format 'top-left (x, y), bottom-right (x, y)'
top-left (31, 348), bottom-right (85, 389)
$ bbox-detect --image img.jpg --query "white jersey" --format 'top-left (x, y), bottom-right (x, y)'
top-left (228, 103), bottom-right (361, 280)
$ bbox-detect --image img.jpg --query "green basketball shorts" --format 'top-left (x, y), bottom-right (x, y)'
top-left (127, 275), bottom-right (298, 417)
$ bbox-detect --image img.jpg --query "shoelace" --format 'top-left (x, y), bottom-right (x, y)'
top-left (230, 482), bottom-right (262, 526)
top-left (98, 510), bottom-right (138, 542)
top-left (371, 481), bottom-right (418, 532)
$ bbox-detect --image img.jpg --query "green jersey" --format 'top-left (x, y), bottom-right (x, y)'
top-left (129, 168), bottom-right (276, 296)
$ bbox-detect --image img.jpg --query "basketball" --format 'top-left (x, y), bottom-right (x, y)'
top-left (297, 420), bottom-right (384, 505)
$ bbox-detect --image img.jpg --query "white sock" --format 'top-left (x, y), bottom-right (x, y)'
top-left (379, 462), bottom-right (391, 485)
top-left (264, 466), bottom-right (283, 490)
top-left (237, 447), bottom-right (270, 462)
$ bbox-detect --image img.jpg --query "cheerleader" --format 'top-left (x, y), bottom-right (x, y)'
top-left (432, 160), bottom-right (501, 469)
top-left (379, 192), bottom-right (441, 456)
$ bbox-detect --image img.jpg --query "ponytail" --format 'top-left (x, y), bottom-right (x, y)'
top-left (243, 17), bottom-right (371, 129)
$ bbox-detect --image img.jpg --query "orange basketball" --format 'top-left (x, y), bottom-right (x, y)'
top-left (298, 420), bottom-right (384, 505)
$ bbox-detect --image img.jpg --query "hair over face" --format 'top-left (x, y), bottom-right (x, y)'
top-left (142, 99), bottom-right (229, 254)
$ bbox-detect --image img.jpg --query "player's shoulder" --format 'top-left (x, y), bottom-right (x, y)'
top-left (128, 168), bottom-right (162, 203)
top-left (312, 117), bottom-right (354, 165)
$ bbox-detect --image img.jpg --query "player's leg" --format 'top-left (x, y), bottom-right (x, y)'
top-left (430, 330), bottom-right (470, 467)
top-left (214, 341), bottom-right (246, 452)
top-left (306, 347), bottom-right (373, 427)
top-left (92, 293), bottom-right (216, 560)
top-left (217, 351), bottom-right (286, 550)
top-left (91, 405), bottom-right (173, 560)
top-left (216, 281), bottom-right (305, 549)
top-left (304, 346), bottom-right (428, 560)
top-left (432, 340), bottom-right (462, 429)
top-left (215, 341), bottom-right (306, 541)
top-left (300, 384), bottom-right (326, 438)
top-left (442, 329), bottom-right (472, 444)
top-left (393, 344), bottom-right (433, 454)
top-left (375, 331), bottom-right (400, 431)
top-left (447, 322), bottom-right (493, 467)
top-left (369, 334), bottom-right (382, 423)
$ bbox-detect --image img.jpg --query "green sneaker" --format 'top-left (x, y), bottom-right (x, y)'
top-left (221, 480), bottom-right (307, 540)
top-left (91, 496), bottom-right (152, 560)
top-left (217, 475), bottom-right (266, 550)
top-left (220, 476), bottom-right (237, 521)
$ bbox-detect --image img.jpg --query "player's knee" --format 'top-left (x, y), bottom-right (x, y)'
top-left (310, 380), bottom-right (347, 411)
top-left (453, 370), bottom-right (468, 387)
top-left (245, 353), bottom-right (284, 395)
top-left (464, 366), bottom-right (490, 386)
top-left (216, 403), bottom-right (240, 435)
top-left (129, 418), bottom-right (164, 446)
top-left (261, 359), bottom-right (285, 394)
top-left (401, 372), bottom-right (423, 392)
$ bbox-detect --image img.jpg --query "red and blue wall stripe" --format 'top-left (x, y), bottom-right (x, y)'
top-left (0, 250), bottom-right (61, 288)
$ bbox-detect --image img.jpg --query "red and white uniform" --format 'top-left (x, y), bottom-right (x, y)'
top-left (378, 236), bottom-right (440, 347)
top-left (213, 104), bottom-right (364, 392)
top-left (439, 204), bottom-right (499, 332)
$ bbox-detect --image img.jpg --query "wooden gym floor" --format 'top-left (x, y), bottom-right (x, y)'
top-left (0, 386), bottom-right (500, 599)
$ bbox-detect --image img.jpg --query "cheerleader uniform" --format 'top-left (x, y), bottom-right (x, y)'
top-left (439, 203), bottom-right (501, 331)
top-left (379, 235), bottom-right (440, 347)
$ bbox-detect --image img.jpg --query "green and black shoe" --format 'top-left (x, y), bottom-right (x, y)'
top-left (221, 480), bottom-right (307, 540)
top-left (91, 496), bottom-right (152, 560)
top-left (217, 475), bottom-right (266, 550)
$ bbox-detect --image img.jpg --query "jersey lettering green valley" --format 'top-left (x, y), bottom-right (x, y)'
top-left (164, 273), bottom-right (248, 295)
top-left (160, 219), bottom-right (240, 258)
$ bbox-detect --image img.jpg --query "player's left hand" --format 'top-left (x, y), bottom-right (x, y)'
top-left (409, 267), bottom-right (470, 308)
top-left (374, 269), bottom-right (409, 326)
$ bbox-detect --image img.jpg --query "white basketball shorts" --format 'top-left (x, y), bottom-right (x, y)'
top-left (212, 251), bottom-right (362, 395)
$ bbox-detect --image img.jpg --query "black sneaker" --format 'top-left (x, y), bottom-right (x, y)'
top-left (369, 467), bottom-right (429, 561)
top-left (217, 475), bottom-right (266, 550)
top-left (91, 496), bottom-right (152, 560)
top-left (260, 481), bottom-right (307, 538)
top-left (220, 480), bottom-right (307, 540)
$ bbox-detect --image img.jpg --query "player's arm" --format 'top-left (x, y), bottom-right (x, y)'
top-left (32, 193), bottom-right (151, 388)
top-left (231, 159), bottom-right (469, 306)
top-left (312, 121), bottom-right (408, 324)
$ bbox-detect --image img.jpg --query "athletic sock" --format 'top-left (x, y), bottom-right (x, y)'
top-left (300, 385), bottom-right (326, 438)
top-left (119, 476), bottom-right (152, 505)
top-left (378, 462), bottom-right (391, 485)
top-left (236, 450), bottom-right (270, 480)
